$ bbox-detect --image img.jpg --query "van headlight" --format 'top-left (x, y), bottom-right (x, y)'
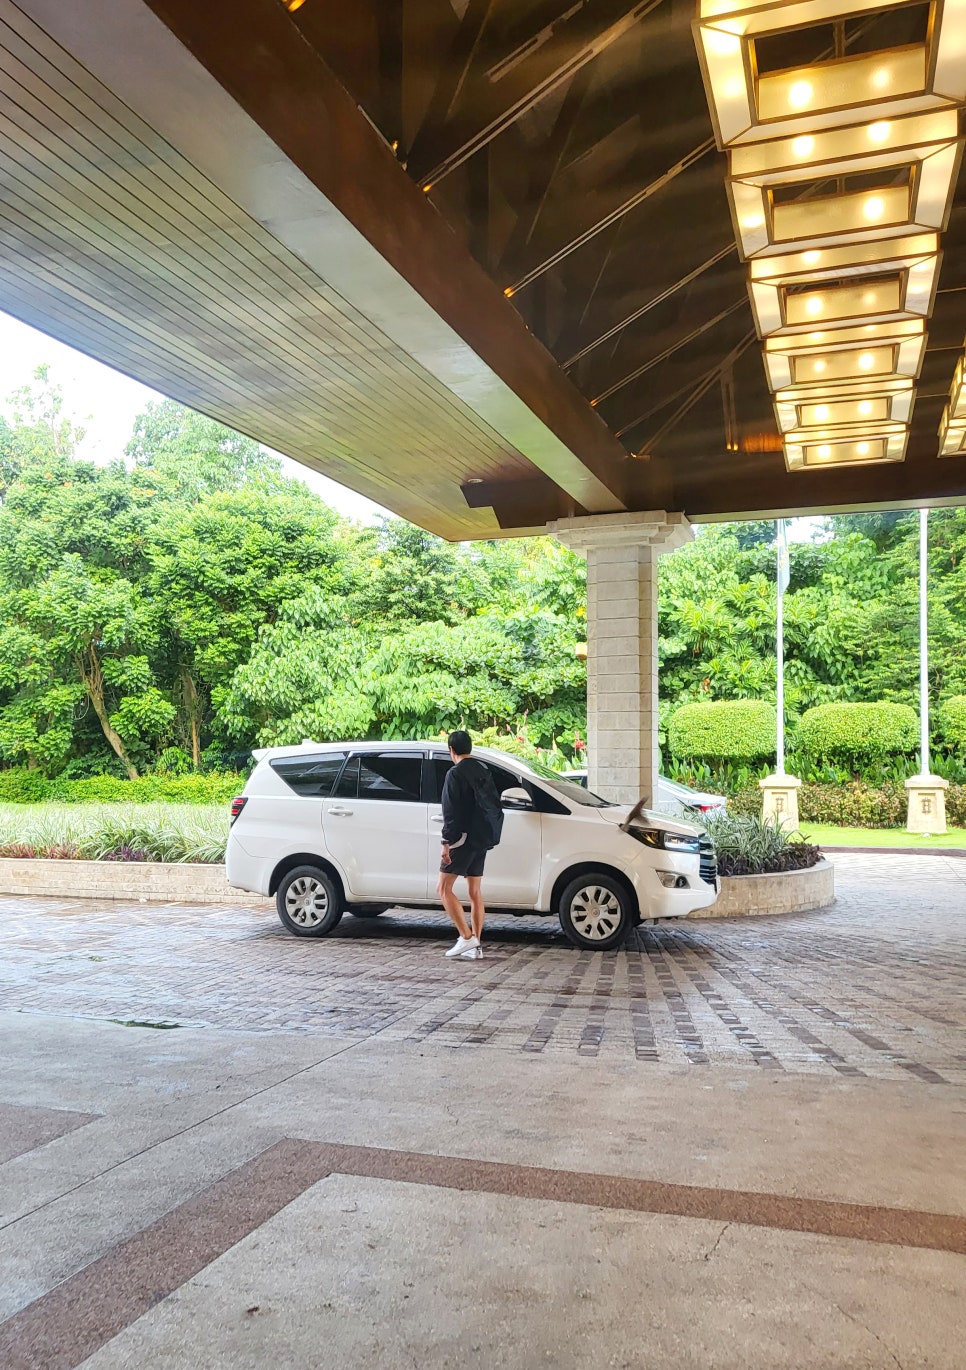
top-left (627, 827), bottom-right (701, 854)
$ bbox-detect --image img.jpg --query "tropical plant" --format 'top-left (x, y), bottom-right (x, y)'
top-left (703, 811), bottom-right (821, 875)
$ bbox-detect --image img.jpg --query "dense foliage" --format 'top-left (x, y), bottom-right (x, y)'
top-left (797, 702), bottom-right (919, 767)
top-left (2, 372), bottom-right (966, 798)
top-left (668, 700), bottom-right (776, 761)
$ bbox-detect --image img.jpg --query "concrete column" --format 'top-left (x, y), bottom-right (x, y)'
top-left (549, 512), bottom-right (692, 805)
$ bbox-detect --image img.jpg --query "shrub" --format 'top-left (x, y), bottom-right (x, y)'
top-left (798, 702), bottom-right (918, 767)
top-left (668, 700), bottom-right (776, 762)
top-left (703, 811), bottom-right (821, 876)
top-left (43, 773), bottom-right (242, 805)
top-left (939, 696), bottom-right (966, 750)
top-left (0, 769), bottom-right (49, 803)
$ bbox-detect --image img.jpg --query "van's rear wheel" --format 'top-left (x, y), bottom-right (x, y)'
top-left (276, 866), bottom-right (343, 938)
top-left (557, 871), bottom-right (633, 950)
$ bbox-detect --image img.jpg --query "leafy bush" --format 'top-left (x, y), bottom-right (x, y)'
top-left (726, 780), bottom-right (966, 828)
top-left (0, 768), bottom-right (50, 803)
top-left (798, 702), bottom-right (918, 767)
top-left (42, 773), bottom-right (242, 805)
top-left (668, 700), bottom-right (776, 762)
top-left (703, 811), bottom-right (821, 876)
top-left (939, 696), bottom-right (966, 750)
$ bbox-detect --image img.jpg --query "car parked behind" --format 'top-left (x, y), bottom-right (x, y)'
top-left (560, 770), bottom-right (727, 818)
top-left (227, 741), bottom-right (718, 951)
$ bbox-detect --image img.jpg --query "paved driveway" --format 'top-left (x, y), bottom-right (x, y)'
top-left (2, 852), bottom-right (964, 1082)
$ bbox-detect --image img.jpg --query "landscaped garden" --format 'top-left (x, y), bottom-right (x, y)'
top-left (0, 373), bottom-right (964, 849)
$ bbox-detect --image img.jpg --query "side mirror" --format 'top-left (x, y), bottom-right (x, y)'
top-left (501, 786), bottom-right (532, 810)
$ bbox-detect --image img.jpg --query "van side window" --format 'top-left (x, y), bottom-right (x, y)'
top-left (270, 752), bottom-right (347, 797)
top-left (342, 752), bottom-right (423, 802)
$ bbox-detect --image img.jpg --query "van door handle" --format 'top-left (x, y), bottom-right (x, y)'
top-left (329, 807), bottom-right (353, 816)
top-left (431, 815), bottom-right (444, 824)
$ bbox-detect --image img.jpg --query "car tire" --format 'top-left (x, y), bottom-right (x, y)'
top-left (557, 870), bottom-right (633, 951)
top-left (347, 906), bottom-right (388, 919)
top-left (276, 865), bottom-right (343, 938)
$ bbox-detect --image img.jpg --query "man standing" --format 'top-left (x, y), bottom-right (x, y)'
top-left (437, 730), bottom-right (503, 960)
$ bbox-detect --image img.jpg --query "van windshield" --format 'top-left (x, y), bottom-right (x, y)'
top-left (525, 759), bottom-right (613, 807)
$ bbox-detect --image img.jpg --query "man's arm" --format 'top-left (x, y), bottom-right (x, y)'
top-left (440, 766), bottom-right (468, 847)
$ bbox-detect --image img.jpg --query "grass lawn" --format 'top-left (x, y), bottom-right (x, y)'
top-left (797, 823), bottom-right (966, 850)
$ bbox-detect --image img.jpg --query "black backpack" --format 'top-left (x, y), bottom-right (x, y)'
top-left (474, 765), bottom-right (505, 850)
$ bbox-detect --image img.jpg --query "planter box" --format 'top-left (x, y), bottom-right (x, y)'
top-left (693, 859), bottom-right (834, 919)
top-left (0, 858), bottom-right (268, 905)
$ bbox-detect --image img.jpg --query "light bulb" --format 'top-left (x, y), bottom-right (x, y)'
top-left (792, 135), bottom-right (814, 158)
top-left (862, 291), bottom-right (878, 306)
top-left (817, 445), bottom-right (832, 458)
top-left (859, 401), bottom-right (873, 416)
top-left (803, 250), bottom-right (821, 265)
top-left (815, 405), bottom-right (830, 420)
top-left (813, 360), bottom-right (827, 373)
top-left (806, 296), bottom-right (823, 315)
top-left (871, 67), bottom-right (891, 90)
top-left (741, 215), bottom-right (765, 230)
top-left (858, 352), bottom-right (875, 370)
top-left (856, 442), bottom-right (870, 455)
top-left (863, 196), bottom-right (885, 221)
top-left (868, 120), bottom-right (891, 143)
top-left (788, 81), bottom-right (813, 108)
top-left (808, 331), bottom-right (825, 341)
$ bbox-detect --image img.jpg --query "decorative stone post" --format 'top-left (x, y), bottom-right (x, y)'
top-left (759, 773), bottom-right (801, 830)
top-left (548, 511), bottom-right (692, 805)
top-left (905, 775), bottom-right (948, 835)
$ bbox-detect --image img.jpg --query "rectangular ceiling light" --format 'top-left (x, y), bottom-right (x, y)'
top-left (938, 352), bottom-right (966, 454)
top-left (774, 378), bottom-right (915, 431)
top-left (784, 431), bottom-right (908, 469)
top-left (727, 112), bottom-right (961, 257)
top-left (749, 238), bottom-right (940, 333)
top-left (764, 319), bottom-right (927, 390)
top-left (695, 0), bottom-right (966, 149)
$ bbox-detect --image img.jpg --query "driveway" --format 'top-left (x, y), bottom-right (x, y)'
top-left (1, 852), bottom-right (965, 1369)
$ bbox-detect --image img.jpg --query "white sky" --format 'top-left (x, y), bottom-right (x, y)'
top-left (0, 309), bottom-right (823, 542)
top-left (0, 311), bottom-right (387, 525)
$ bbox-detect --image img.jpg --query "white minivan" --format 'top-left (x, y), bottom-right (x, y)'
top-left (226, 741), bottom-right (719, 950)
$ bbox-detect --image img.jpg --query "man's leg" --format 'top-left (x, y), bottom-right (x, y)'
top-left (467, 875), bottom-right (485, 942)
top-left (437, 872), bottom-right (472, 940)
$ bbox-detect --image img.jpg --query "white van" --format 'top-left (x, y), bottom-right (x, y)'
top-left (226, 741), bottom-right (719, 950)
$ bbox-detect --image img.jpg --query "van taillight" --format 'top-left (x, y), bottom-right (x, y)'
top-left (230, 796), bottom-right (248, 825)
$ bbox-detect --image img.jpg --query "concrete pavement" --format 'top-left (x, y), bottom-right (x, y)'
top-left (1, 852), bottom-right (965, 1367)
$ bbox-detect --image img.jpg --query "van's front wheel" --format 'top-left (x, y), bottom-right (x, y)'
top-left (276, 866), bottom-right (343, 938)
top-left (557, 871), bottom-right (633, 950)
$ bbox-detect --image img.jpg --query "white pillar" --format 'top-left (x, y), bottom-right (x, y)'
top-left (549, 512), bottom-right (692, 804)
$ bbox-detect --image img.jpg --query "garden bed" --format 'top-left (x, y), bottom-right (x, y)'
top-left (695, 859), bottom-right (835, 920)
top-left (0, 857), bottom-right (266, 905)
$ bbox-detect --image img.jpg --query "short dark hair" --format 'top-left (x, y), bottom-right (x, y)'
top-left (448, 729), bottom-right (472, 756)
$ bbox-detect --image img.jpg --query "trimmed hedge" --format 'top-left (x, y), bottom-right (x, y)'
top-left (668, 700), bottom-right (776, 762)
top-left (0, 769), bottom-right (242, 805)
top-left (731, 780), bottom-right (966, 828)
top-left (798, 702), bottom-right (918, 765)
top-left (939, 695), bottom-right (966, 749)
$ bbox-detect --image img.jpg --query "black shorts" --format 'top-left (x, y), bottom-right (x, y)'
top-left (440, 844), bottom-right (487, 878)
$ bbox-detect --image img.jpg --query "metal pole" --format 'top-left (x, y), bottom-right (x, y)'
top-left (920, 507), bottom-right (929, 775)
top-left (776, 519), bottom-right (786, 774)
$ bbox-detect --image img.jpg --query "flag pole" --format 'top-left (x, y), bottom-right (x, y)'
top-left (776, 518), bottom-right (787, 775)
top-left (919, 506), bottom-right (929, 776)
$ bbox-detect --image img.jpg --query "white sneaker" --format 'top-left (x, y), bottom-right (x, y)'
top-left (445, 935), bottom-right (479, 958)
top-left (460, 946), bottom-right (483, 961)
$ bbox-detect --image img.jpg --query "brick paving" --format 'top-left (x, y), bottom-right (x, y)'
top-left (1, 853), bottom-right (964, 1082)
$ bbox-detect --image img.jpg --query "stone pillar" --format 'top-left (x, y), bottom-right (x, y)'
top-left (549, 512), bottom-right (692, 805)
top-left (760, 773), bottom-right (801, 830)
top-left (905, 775), bottom-right (948, 834)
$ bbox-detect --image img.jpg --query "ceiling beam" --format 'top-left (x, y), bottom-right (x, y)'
top-left (412, 0), bottom-right (664, 188)
top-left (405, 0), bottom-right (496, 172)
